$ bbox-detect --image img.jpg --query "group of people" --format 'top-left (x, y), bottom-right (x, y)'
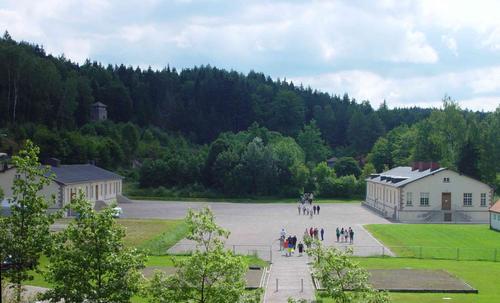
top-left (336, 227), bottom-right (355, 244)
top-left (279, 229), bottom-right (304, 257)
top-left (304, 227), bottom-right (325, 241)
top-left (298, 193), bottom-right (320, 218)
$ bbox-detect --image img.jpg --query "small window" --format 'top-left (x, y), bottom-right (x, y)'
top-left (463, 193), bottom-right (472, 206)
top-left (420, 192), bottom-right (429, 206)
top-left (406, 192), bottom-right (413, 206)
top-left (480, 193), bottom-right (486, 207)
top-left (443, 177), bottom-right (450, 183)
top-left (15, 174), bottom-right (21, 179)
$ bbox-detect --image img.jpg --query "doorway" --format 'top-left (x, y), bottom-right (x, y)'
top-left (441, 193), bottom-right (451, 210)
top-left (95, 185), bottom-right (99, 200)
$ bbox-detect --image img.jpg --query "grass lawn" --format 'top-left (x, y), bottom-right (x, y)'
top-left (317, 257), bottom-right (500, 303)
top-left (365, 224), bottom-right (500, 260)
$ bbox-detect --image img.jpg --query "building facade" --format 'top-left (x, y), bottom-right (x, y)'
top-left (90, 102), bottom-right (108, 121)
top-left (364, 162), bottom-right (493, 223)
top-left (489, 201), bottom-right (500, 231)
top-left (0, 163), bottom-right (123, 216)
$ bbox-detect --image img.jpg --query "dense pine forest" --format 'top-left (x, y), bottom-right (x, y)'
top-left (1, 32), bottom-right (499, 197)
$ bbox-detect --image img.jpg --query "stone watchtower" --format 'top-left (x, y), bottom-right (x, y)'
top-left (90, 102), bottom-right (107, 121)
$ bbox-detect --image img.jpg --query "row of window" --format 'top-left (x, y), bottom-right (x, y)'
top-left (493, 214), bottom-right (500, 221)
top-left (406, 192), bottom-right (487, 207)
top-left (66, 181), bottom-right (121, 202)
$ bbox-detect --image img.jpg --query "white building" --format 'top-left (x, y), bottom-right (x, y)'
top-left (489, 201), bottom-right (500, 231)
top-left (364, 162), bottom-right (493, 223)
top-left (0, 162), bottom-right (123, 216)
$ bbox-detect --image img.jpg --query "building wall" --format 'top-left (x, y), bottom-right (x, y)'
top-left (365, 169), bottom-right (492, 222)
top-left (491, 212), bottom-right (500, 231)
top-left (365, 181), bottom-right (401, 219)
top-left (399, 170), bottom-right (491, 222)
top-left (61, 179), bottom-right (122, 205)
top-left (0, 168), bottom-right (61, 209)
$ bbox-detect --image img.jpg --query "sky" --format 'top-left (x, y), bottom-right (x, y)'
top-left (1, 0), bottom-right (500, 111)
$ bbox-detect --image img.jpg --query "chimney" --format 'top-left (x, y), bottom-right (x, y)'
top-left (430, 162), bottom-right (440, 171)
top-left (46, 158), bottom-right (61, 167)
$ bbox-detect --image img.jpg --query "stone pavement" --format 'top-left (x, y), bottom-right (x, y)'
top-left (263, 244), bottom-right (315, 303)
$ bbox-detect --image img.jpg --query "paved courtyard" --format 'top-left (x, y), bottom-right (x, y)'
top-left (120, 200), bottom-right (392, 255)
top-left (120, 200), bottom-right (393, 303)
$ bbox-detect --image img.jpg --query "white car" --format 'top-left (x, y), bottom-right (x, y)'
top-left (112, 206), bottom-right (123, 218)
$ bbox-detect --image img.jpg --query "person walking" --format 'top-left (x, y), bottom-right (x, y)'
top-left (288, 239), bottom-right (293, 257)
top-left (344, 228), bottom-right (349, 242)
top-left (310, 208), bottom-right (314, 219)
top-left (340, 228), bottom-right (344, 242)
top-left (309, 227), bottom-right (314, 237)
top-left (279, 235), bottom-right (285, 251)
top-left (283, 238), bottom-right (289, 255)
top-left (292, 235), bottom-right (297, 250)
top-left (303, 205), bottom-right (307, 215)
top-left (349, 228), bottom-right (355, 244)
top-left (317, 205), bottom-right (320, 215)
top-left (298, 204), bottom-right (301, 215)
top-left (314, 228), bottom-right (319, 240)
top-left (298, 242), bottom-right (304, 256)
top-left (313, 205), bottom-right (317, 215)
top-left (336, 227), bottom-right (340, 242)
top-left (320, 228), bottom-right (325, 241)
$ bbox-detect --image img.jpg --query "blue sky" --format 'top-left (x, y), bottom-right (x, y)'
top-left (1, 0), bottom-right (500, 111)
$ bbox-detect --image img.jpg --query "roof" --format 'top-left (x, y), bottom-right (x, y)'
top-left (366, 166), bottom-right (447, 188)
top-left (326, 157), bottom-right (338, 162)
top-left (49, 164), bottom-right (122, 185)
top-left (92, 102), bottom-right (107, 108)
top-left (489, 200), bottom-right (500, 214)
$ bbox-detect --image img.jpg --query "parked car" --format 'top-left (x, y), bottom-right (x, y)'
top-left (112, 206), bottom-right (123, 218)
top-left (1, 255), bottom-right (35, 271)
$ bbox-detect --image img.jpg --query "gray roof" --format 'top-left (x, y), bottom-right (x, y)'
top-left (49, 164), bottom-right (122, 185)
top-left (366, 166), bottom-right (447, 188)
top-left (92, 102), bottom-right (107, 107)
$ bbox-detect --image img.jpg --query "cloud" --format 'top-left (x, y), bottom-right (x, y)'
top-left (441, 35), bottom-right (458, 56)
top-left (292, 67), bottom-right (500, 111)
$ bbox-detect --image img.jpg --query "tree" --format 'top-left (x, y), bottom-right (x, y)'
top-left (334, 157), bottom-right (361, 178)
top-left (41, 193), bottom-right (145, 303)
top-left (309, 241), bottom-right (389, 303)
top-left (0, 140), bottom-right (57, 303)
top-left (296, 120), bottom-right (331, 164)
top-left (148, 207), bottom-right (259, 303)
top-left (457, 140), bottom-right (481, 179)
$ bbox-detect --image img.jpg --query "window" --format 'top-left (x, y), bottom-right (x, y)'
top-left (15, 174), bottom-right (21, 179)
top-left (443, 177), bottom-right (450, 183)
top-left (480, 193), bottom-right (487, 207)
top-left (463, 193), bottom-right (472, 206)
top-left (406, 192), bottom-right (413, 206)
top-left (420, 193), bottom-right (429, 206)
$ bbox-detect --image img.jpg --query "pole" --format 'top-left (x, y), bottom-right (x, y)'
top-left (301, 278), bottom-right (304, 292)
top-left (276, 278), bottom-right (278, 292)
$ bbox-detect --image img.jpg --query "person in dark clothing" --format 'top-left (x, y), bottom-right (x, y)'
top-left (320, 228), bottom-right (325, 241)
top-left (317, 205), bottom-right (320, 214)
top-left (349, 228), bottom-right (355, 244)
top-left (314, 228), bottom-right (319, 240)
top-left (336, 227), bottom-right (340, 242)
top-left (309, 227), bottom-right (314, 237)
top-left (313, 205), bottom-right (317, 214)
top-left (298, 242), bottom-right (304, 256)
top-left (292, 235), bottom-right (297, 250)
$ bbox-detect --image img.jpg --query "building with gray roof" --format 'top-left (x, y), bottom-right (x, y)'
top-left (364, 162), bottom-right (493, 223)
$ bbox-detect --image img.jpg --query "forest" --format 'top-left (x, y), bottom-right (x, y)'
top-left (1, 32), bottom-right (499, 198)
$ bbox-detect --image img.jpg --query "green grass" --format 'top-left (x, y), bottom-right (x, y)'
top-left (365, 224), bottom-right (500, 260)
top-left (317, 257), bottom-right (500, 303)
top-left (119, 219), bottom-right (188, 254)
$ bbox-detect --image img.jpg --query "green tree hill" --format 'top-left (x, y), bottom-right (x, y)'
top-left (296, 120), bottom-right (331, 165)
top-left (334, 157), bottom-right (361, 178)
top-left (308, 241), bottom-right (389, 303)
top-left (0, 140), bottom-right (58, 303)
top-left (41, 193), bottom-right (145, 303)
top-left (148, 207), bottom-right (260, 303)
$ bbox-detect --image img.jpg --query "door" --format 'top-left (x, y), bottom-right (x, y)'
top-left (442, 193), bottom-right (451, 210)
top-left (444, 213), bottom-right (452, 222)
top-left (95, 185), bottom-right (99, 200)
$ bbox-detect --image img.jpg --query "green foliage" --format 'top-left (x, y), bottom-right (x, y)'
top-left (0, 140), bottom-right (58, 302)
top-left (296, 120), bottom-right (331, 164)
top-left (334, 157), bottom-right (361, 178)
top-left (309, 242), bottom-right (389, 303)
top-left (41, 194), bottom-right (146, 303)
top-left (148, 208), bottom-right (255, 303)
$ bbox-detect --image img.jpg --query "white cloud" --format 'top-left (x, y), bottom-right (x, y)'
top-left (441, 35), bottom-right (458, 56)
top-left (292, 67), bottom-right (500, 111)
